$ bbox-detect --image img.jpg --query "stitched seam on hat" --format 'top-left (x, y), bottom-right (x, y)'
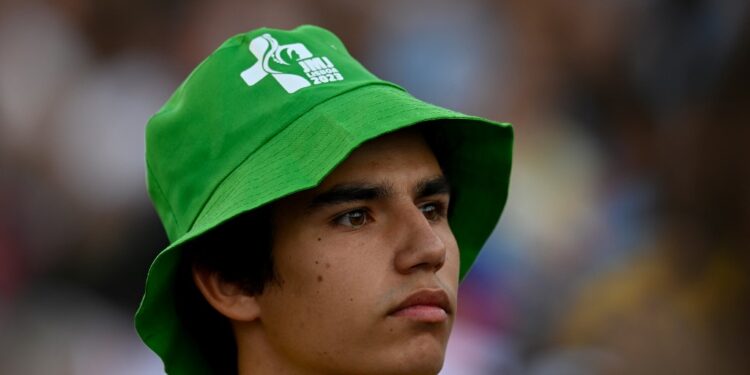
top-left (186, 82), bottom-right (405, 232)
top-left (147, 160), bottom-right (182, 238)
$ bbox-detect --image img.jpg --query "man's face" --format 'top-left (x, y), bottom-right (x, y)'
top-left (255, 129), bottom-right (460, 375)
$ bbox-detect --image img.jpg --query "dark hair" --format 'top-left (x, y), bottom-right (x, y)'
top-left (176, 205), bottom-right (275, 374)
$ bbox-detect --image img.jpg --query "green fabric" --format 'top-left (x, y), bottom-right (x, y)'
top-left (136, 25), bottom-right (513, 374)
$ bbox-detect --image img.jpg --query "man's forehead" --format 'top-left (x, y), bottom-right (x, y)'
top-left (278, 129), bottom-right (446, 206)
top-left (314, 130), bottom-right (442, 188)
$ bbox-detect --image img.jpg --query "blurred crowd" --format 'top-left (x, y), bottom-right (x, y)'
top-left (1, 0), bottom-right (748, 374)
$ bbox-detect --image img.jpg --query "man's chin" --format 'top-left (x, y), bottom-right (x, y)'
top-left (386, 334), bottom-right (448, 375)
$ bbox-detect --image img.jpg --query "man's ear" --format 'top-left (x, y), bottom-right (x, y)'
top-left (192, 266), bottom-right (261, 322)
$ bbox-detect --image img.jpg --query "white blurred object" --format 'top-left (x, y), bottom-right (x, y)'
top-left (0, 285), bottom-right (165, 375)
top-left (49, 53), bottom-right (175, 211)
top-left (441, 319), bottom-right (521, 375)
top-left (0, 1), bottom-right (90, 150)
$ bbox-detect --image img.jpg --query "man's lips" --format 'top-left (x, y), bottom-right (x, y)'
top-left (388, 289), bottom-right (452, 323)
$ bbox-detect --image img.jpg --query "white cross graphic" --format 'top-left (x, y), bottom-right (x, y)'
top-left (240, 34), bottom-right (314, 94)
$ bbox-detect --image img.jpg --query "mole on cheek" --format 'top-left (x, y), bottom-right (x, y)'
top-left (325, 262), bottom-right (330, 269)
top-left (317, 275), bottom-right (323, 282)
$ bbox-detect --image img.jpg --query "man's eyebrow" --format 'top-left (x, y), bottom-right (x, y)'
top-left (414, 175), bottom-right (451, 198)
top-left (308, 183), bottom-right (393, 208)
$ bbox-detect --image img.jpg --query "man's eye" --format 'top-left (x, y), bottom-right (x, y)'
top-left (334, 209), bottom-right (369, 228)
top-left (420, 202), bottom-right (446, 222)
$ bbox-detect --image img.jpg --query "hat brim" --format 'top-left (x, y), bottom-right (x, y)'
top-left (135, 83), bottom-right (513, 374)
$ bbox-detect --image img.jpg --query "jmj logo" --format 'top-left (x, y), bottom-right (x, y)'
top-left (240, 34), bottom-right (344, 94)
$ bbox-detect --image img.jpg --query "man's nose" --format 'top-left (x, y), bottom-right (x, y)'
top-left (393, 205), bottom-right (447, 274)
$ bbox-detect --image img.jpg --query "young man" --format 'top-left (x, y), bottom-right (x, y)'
top-left (135, 25), bottom-right (513, 375)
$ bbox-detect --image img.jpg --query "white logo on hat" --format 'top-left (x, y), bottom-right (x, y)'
top-left (241, 34), bottom-right (344, 94)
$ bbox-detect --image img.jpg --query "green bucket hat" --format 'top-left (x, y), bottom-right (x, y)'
top-left (136, 25), bottom-right (513, 374)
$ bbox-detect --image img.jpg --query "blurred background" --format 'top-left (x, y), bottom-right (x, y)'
top-left (1, 0), bottom-right (748, 373)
